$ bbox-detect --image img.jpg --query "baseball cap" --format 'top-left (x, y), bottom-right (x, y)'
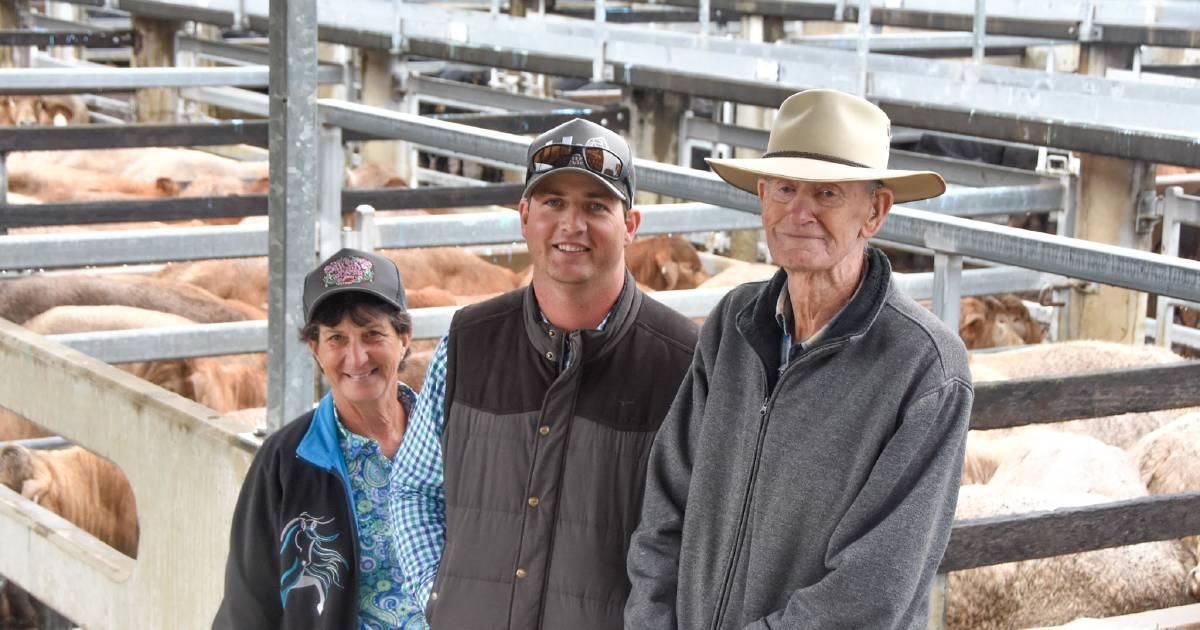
top-left (303, 248), bottom-right (407, 323)
top-left (523, 118), bottom-right (636, 206)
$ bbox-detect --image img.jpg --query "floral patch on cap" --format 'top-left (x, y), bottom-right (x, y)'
top-left (323, 255), bottom-right (375, 288)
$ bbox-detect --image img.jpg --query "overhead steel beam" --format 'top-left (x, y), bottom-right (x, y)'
top-left (0, 64), bottom-right (343, 95)
top-left (175, 34), bottom-right (346, 83)
top-left (432, 108), bottom-right (628, 134)
top-left (408, 74), bottom-right (592, 113)
top-left (0, 29), bottom-right (133, 48)
top-left (640, 0), bottom-right (1200, 47)
top-left (354, 5), bottom-right (1200, 167)
top-left (0, 120), bottom-right (268, 152)
top-left (785, 32), bottom-right (1060, 57)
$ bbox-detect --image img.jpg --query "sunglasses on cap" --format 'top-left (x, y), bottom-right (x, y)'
top-left (528, 143), bottom-right (625, 181)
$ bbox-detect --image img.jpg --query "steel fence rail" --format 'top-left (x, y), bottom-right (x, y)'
top-left (0, 64), bottom-right (344, 94)
top-left (43, 265), bottom-right (1069, 362)
top-left (318, 101), bottom-right (1200, 303)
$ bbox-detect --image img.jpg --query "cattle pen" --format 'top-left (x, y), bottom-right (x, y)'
top-left (1, 0), bottom-right (1200, 628)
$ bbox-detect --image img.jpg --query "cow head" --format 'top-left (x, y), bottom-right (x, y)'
top-left (2, 97), bottom-right (39, 127)
top-left (0, 445), bottom-right (52, 503)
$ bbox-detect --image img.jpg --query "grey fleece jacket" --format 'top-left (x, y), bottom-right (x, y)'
top-left (624, 248), bottom-right (972, 630)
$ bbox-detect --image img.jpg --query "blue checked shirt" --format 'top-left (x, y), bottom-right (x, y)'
top-left (335, 383), bottom-right (428, 630)
top-left (390, 305), bottom-right (612, 611)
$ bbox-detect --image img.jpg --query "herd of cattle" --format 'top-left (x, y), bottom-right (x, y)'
top-left (0, 98), bottom-right (1197, 628)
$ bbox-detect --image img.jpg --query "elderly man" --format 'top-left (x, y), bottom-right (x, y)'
top-left (393, 118), bottom-right (698, 629)
top-left (624, 89), bottom-right (973, 629)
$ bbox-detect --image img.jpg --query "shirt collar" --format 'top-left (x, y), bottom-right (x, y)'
top-left (334, 381), bottom-right (417, 461)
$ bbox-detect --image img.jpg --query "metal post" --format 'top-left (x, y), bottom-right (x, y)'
top-left (1156, 187), bottom-right (1182, 347)
top-left (318, 124), bottom-right (345, 262)
top-left (933, 253), bottom-right (963, 331)
top-left (855, 0), bottom-right (872, 97)
top-left (132, 16), bottom-right (181, 123)
top-left (0, 151), bottom-right (7, 236)
top-left (355, 205), bottom-right (379, 253)
top-left (699, 0), bottom-right (710, 39)
top-left (972, 0), bottom-right (987, 65)
top-left (267, 0), bottom-right (319, 432)
top-left (593, 0), bottom-right (607, 83)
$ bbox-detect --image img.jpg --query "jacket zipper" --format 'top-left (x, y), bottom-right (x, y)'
top-left (709, 344), bottom-right (840, 630)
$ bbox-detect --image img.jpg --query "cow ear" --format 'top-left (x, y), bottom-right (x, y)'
top-left (156, 177), bottom-right (181, 196)
top-left (960, 311), bottom-right (987, 347)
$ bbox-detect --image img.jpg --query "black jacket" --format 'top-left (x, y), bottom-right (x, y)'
top-left (213, 394), bottom-right (360, 630)
top-left (428, 274), bottom-right (698, 629)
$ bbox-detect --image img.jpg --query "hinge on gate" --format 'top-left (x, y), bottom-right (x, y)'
top-left (1136, 191), bottom-right (1162, 235)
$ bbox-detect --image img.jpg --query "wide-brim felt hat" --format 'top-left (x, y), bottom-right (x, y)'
top-left (706, 89), bottom-right (946, 204)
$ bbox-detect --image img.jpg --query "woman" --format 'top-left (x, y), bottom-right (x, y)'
top-left (214, 248), bottom-right (427, 630)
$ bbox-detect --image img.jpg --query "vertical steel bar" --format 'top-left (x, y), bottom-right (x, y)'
top-left (0, 152), bottom-right (8, 236)
top-left (318, 124), bottom-right (345, 262)
top-left (593, 0), bottom-right (607, 83)
top-left (356, 205), bottom-right (379, 253)
top-left (855, 0), bottom-right (871, 97)
top-left (1156, 187), bottom-right (1182, 347)
top-left (972, 0), bottom-right (987, 65)
top-left (699, 0), bottom-right (710, 39)
top-left (267, 0), bottom-right (319, 432)
top-left (933, 253), bottom-right (963, 331)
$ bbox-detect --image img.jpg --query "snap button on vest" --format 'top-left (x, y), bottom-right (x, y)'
top-left (527, 496), bottom-right (540, 507)
top-left (515, 568), bottom-right (528, 579)
top-left (547, 329), bottom-right (556, 337)
top-left (544, 351), bottom-right (555, 361)
top-left (538, 425), bottom-right (551, 436)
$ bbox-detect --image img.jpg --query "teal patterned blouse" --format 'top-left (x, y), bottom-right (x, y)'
top-left (334, 383), bottom-right (429, 630)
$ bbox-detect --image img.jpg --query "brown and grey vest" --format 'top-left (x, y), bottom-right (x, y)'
top-left (428, 276), bottom-right (697, 630)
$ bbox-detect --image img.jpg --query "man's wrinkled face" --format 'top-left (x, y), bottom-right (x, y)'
top-left (758, 177), bottom-right (892, 275)
top-left (520, 170), bottom-right (640, 288)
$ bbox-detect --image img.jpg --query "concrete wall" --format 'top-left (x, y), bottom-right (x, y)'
top-left (0, 318), bottom-right (255, 628)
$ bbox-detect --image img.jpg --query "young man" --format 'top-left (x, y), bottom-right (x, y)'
top-left (624, 89), bottom-right (974, 629)
top-left (392, 118), bottom-right (698, 629)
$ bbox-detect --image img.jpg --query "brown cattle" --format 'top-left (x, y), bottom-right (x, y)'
top-left (0, 275), bottom-right (262, 325)
top-left (24, 305), bottom-right (267, 413)
top-left (0, 407), bottom-right (51, 442)
top-left (969, 341), bottom-right (1194, 449)
top-left (698, 262), bottom-right (779, 288)
top-left (948, 484), bottom-right (1194, 630)
top-left (958, 295), bottom-right (1044, 349)
top-left (625, 236), bottom-right (710, 291)
top-left (0, 96), bottom-right (39, 126)
top-left (380, 247), bottom-right (520, 295)
top-left (36, 95), bottom-right (89, 126)
top-left (156, 258), bottom-right (270, 311)
top-left (7, 165), bottom-right (180, 203)
top-left (1132, 411), bottom-right (1200, 598)
top-left (346, 163), bottom-right (409, 190)
top-left (0, 445), bottom-right (138, 558)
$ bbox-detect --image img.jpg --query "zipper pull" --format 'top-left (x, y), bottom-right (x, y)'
top-left (759, 398), bottom-right (769, 416)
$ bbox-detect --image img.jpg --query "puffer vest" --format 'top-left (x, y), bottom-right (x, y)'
top-left (427, 275), bottom-right (697, 630)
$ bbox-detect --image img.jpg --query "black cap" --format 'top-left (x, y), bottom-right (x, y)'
top-left (303, 248), bottom-right (407, 323)
top-left (523, 118), bottom-right (636, 206)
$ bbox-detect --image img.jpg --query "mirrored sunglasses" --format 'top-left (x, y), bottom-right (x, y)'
top-left (529, 143), bottom-right (624, 180)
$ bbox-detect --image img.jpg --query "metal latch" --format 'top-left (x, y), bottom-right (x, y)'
top-left (1136, 191), bottom-right (1162, 235)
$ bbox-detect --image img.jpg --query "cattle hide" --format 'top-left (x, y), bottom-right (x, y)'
top-left (0, 445), bottom-right (138, 558)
